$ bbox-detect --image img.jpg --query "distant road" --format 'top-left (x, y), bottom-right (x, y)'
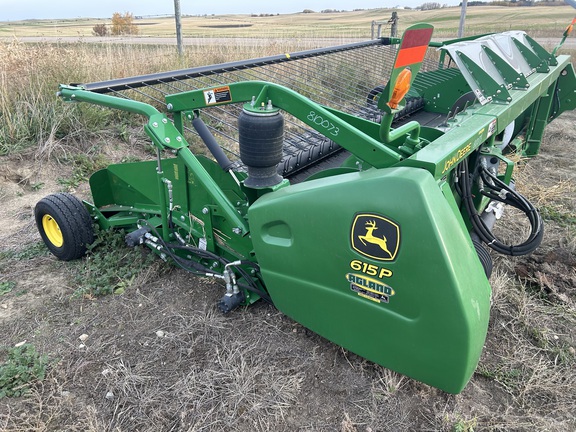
top-left (1, 35), bottom-right (575, 48)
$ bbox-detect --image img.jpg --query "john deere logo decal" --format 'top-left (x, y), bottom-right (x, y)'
top-left (351, 213), bottom-right (400, 261)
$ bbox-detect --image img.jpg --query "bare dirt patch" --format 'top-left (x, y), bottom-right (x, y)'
top-left (0, 112), bottom-right (575, 431)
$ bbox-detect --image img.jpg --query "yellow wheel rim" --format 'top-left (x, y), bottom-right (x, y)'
top-left (42, 214), bottom-right (64, 247)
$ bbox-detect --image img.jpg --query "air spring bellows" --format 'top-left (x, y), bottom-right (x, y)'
top-left (238, 108), bottom-right (284, 188)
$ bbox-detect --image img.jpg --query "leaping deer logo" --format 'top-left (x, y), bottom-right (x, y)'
top-left (358, 220), bottom-right (393, 258)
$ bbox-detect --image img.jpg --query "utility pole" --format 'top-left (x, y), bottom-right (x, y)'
top-left (458, 0), bottom-right (468, 38)
top-left (174, 0), bottom-right (183, 56)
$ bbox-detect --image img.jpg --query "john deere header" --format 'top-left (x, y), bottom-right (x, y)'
top-left (37, 21), bottom-right (576, 393)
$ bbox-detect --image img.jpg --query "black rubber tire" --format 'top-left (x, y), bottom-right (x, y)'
top-left (35, 193), bottom-right (94, 261)
top-left (472, 238), bottom-right (493, 279)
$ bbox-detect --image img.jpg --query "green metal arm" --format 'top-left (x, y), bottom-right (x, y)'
top-left (58, 85), bottom-right (248, 234)
top-left (165, 81), bottom-right (404, 168)
top-left (59, 85), bottom-right (160, 118)
top-left (552, 17), bottom-right (576, 56)
top-left (378, 107), bottom-right (420, 149)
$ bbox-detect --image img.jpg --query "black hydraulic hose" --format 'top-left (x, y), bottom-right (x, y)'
top-left (137, 220), bottom-right (219, 275)
top-left (457, 161), bottom-right (543, 256)
top-left (172, 254), bottom-right (218, 275)
top-left (238, 282), bottom-right (273, 305)
top-left (167, 242), bottom-right (228, 264)
top-left (236, 259), bottom-right (261, 273)
top-left (166, 243), bottom-right (271, 303)
top-left (191, 115), bottom-right (235, 171)
top-left (139, 220), bottom-right (272, 303)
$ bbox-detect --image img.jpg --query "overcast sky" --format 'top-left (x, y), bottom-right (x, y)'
top-left (0, 0), bottom-right (462, 21)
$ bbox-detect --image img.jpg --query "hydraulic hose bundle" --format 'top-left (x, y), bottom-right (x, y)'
top-left (127, 220), bottom-right (273, 308)
top-left (456, 159), bottom-right (544, 256)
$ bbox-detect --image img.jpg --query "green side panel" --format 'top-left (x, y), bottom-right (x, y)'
top-left (248, 167), bottom-right (491, 394)
top-left (411, 68), bottom-right (470, 114)
top-left (90, 160), bottom-right (160, 209)
top-left (456, 51), bottom-right (511, 103)
top-left (524, 34), bottom-right (557, 67)
top-left (90, 157), bottom-right (245, 213)
top-left (483, 45), bottom-right (529, 90)
top-left (513, 37), bottom-right (549, 73)
top-left (524, 82), bottom-right (556, 157)
top-left (89, 156), bottom-right (252, 259)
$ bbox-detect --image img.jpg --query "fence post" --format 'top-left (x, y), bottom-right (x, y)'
top-left (390, 11), bottom-right (398, 38)
top-left (458, 0), bottom-right (468, 38)
top-left (371, 12), bottom-right (399, 39)
top-left (174, 0), bottom-right (183, 56)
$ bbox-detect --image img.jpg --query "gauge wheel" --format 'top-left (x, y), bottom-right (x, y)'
top-left (35, 193), bottom-right (94, 261)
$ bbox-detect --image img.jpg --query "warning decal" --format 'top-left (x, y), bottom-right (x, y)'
top-left (487, 119), bottom-right (497, 138)
top-left (203, 86), bottom-right (232, 105)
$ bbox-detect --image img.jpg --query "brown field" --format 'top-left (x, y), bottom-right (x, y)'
top-left (1, 5), bottom-right (575, 39)
top-left (1, 6), bottom-right (576, 432)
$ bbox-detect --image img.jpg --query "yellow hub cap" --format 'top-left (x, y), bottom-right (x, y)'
top-left (42, 214), bottom-right (64, 247)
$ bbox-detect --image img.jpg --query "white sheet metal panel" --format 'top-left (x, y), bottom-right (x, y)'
top-left (485, 31), bottom-right (535, 77)
top-left (441, 31), bottom-right (533, 105)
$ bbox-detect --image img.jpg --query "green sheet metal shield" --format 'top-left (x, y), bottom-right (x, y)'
top-left (249, 167), bottom-right (491, 394)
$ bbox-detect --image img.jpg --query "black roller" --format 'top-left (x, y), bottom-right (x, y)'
top-left (238, 108), bottom-right (284, 188)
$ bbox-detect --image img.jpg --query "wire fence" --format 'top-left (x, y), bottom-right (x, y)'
top-left (80, 38), bottom-right (439, 176)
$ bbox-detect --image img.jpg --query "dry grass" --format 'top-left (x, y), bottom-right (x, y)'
top-left (0, 38), bottom-right (322, 159)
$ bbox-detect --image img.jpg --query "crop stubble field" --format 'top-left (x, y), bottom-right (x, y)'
top-left (0, 6), bottom-right (575, 432)
top-left (1, 6), bottom-right (575, 39)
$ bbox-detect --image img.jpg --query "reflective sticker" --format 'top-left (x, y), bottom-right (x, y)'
top-left (352, 285), bottom-right (389, 303)
top-left (474, 88), bottom-right (488, 105)
top-left (394, 27), bottom-right (434, 69)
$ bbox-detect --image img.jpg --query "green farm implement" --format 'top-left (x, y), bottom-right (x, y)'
top-left (36, 22), bottom-right (576, 393)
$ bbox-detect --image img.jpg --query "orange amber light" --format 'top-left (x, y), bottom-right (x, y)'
top-left (388, 67), bottom-right (412, 109)
top-left (566, 18), bottom-right (576, 37)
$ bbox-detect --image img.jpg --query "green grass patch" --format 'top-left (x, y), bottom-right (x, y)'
top-left (0, 344), bottom-right (48, 398)
top-left (0, 281), bottom-right (15, 296)
top-left (70, 227), bottom-right (157, 297)
top-left (0, 242), bottom-right (51, 263)
top-left (526, 326), bottom-right (575, 365)
top-left (450, 415), bottom-right (478, 432)
top-left (540, 205), bottom-right (576, 228)
top-left (476, 364), bottom-right (525, 389)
